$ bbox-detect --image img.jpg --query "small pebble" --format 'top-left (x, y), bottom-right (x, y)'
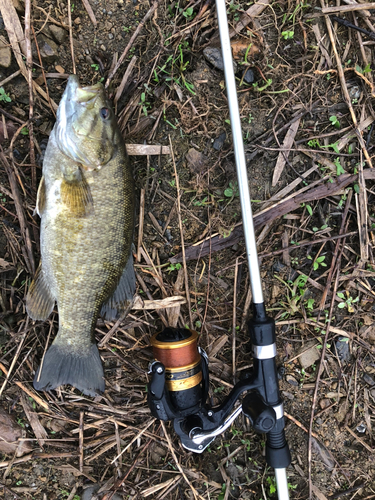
top-left (213, 131), bottom-right (226, 151)
top-left (108, 10), bottom-right (113, 15)
top-left (335, 336), bottom-right (350, 363)
top-left (108, 33), bottom-right (114, 40)
top-left (363, 373), bottom-right (375, 386)
top-left (55, 65), bottom-right (65, 73)
top-left (85, 48), bottom-right (90, 55)
top-left (100, 45), bottom-right (106, 51)
top-left (102, 8), bottom-right (106, 13)
top-left (74, 17), bottom-right (81, 24)
top-left (203, 46), bottom-right (237, 73)
top-left (356, 423), bottom-right (366, 434)
top-left (243, 68), bottom-right (255, 84)
top-left (286, 374), bottom-right (299, 386)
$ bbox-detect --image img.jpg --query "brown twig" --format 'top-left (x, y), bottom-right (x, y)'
top-left (308, 233), bottom-right (345, 498)
top-left (169, 135), bottom-right (193, 329)
top-left (67, 0), bottom-right (76, 75)
top-left (232, 258), bottom-right (239, 382)
top-left (81, 0), bottom-right (97, 26)
top-left (322, 5), bottom-right (373, 168)
top-left (160, 421), bottom-right (203, 500)
top-left (322, 2), bottom-right (375, 14)
top-left (105, 0), bottom-right (160, 89)
top-left (0, 149), bottom-right (35, 274)
top-left (79, 411), bottom-right (84, 473)
top-left (137, 188), bottom-right (145, 263)
top-left (24, 0), bottom-right (36, 190)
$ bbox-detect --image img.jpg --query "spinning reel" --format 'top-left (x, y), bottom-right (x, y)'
top-left (147, 304), bottom-right (291, 470)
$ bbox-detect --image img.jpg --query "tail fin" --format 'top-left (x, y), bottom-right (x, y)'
top-left (34, 343), bottom-right (104, 396)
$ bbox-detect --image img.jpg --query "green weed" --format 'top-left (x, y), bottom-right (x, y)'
top-left (0, 87), bottom-right (11, 102)
top-left (281, 30), bottom-right (294, 40)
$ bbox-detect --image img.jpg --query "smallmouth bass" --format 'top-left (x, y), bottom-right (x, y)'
top-left (27, 75), bottom-right (135, 396)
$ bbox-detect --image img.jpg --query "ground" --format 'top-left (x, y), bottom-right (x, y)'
top-left (0, 0), bottom-right (375, 498)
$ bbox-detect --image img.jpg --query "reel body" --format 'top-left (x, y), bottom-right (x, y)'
top-left (147, 308), bottom-right (291, 469)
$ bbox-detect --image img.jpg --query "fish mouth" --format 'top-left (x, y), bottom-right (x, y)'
top-left (64, 75), bottom-right (104, 106)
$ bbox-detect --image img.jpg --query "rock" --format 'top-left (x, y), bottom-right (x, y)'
top-left (203, 47), bottom-right (237, 73)
top-left (213, 131), bottom-right (226, 151)
top-left (37, 35), bottom-right (58, 64)
top-left (243, 68), bottom-right (255, 84)
top-left (311, 437), bottom-right (334, 471)
top-left (12, 106), bottom-right (26, 117)
top-left (82, 484), bottom-right (122, 500)
top-left (286, 374), bottom-right (298, 386)
top-left (185, 148), bottom-right (208, 174)
top-left (74, 17), bottom-right (81, 24)
top-left (319, 398), bottom-right (330, 409)
top-left (356, 423), bottom-right (366, 433)
top-left (55, 65), bottom-right (65, 74)
top-left (0, 406), bottom-right (32, 457)
top-left (335, 336), bottom-right (350, 363)
top-left (108, 33), bottom-right (114, 40)
top-left (282, 391), bottom-right (294, 400)
top-left (0, 36), bottom-right (11, 68)
top-left (363, 373), bottom-right (375, 386)
top-left (49, 25), bottom-right (67, 44)
top-left (298, 341), bottom-right (320, 369)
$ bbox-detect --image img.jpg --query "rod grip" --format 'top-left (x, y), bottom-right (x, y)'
top-left (265, 420), bottom-right (291, 469)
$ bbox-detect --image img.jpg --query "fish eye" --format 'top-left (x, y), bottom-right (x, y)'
top-left (100, 107), bottom-right (110, 120)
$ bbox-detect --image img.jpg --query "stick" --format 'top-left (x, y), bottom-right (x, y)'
top-left (24, 0), bottom-right (36, 190)
top-left (0, 362), bottom-right (49, 410)
top-left (81, 0), bottom-right (97, 26)
top-left (79, 411), bottom-right (84, 472)
top-left (160, 421), bottom-right (203, 500)
top-left (0, 69), bottom-right (21, 87)
top-left (114, 55), bottom-right (137, 106)
top-left (0, 150), bottom-right (35, 274)
top-left (232, 258), bottom-right (239, 382)
top-left (169, 135), bottom-right (193, 329)
top-left (322, 2), bottom-right (375, 14)
top-left (322, 6), bottom-right (373, 168)
top-left (137, 188), bottom-right (145, 262)
top-left (105, 0), bottom-right (160, 89)
top-left (67, 0), bottom-right (76, 75)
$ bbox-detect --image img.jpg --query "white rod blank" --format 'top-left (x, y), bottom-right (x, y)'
top-left (215, 0), bottom-right (264, 304)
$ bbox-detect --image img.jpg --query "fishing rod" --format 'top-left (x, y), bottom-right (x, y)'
top-left (147, 1), bottom-right (291, 498)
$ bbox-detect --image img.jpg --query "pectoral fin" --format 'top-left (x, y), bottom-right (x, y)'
top-left (61, 169), bottom-right (93, 217)
top-left (34, 176), bottom-right (46, 217)
top-left (26, 263), bottom-right (55, 320)
top-left (100, 252), bottom-right (135, 321)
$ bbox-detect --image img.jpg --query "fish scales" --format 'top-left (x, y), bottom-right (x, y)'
top-left (27, 75), bottom-right (135, 396)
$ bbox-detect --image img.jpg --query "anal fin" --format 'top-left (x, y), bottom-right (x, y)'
top-left (61, 168), bottom-right (93, 217)
top-left (100, 252), bottom-right (135, 321)
top-left (26, 263), bottom-right (55, 320)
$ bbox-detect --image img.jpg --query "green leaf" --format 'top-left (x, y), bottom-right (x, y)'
top-left (306, 204), bottom-right (313, 216)
top-left (337, 292), bottom-right (345, 299)
top-left (337, 302), bottom-right (346, 309)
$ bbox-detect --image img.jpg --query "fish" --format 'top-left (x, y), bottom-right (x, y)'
top-left (26, 75), bottom-right (135, 396)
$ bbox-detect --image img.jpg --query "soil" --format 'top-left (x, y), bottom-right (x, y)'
top-left (1, 0), bottom-right (375, 499)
